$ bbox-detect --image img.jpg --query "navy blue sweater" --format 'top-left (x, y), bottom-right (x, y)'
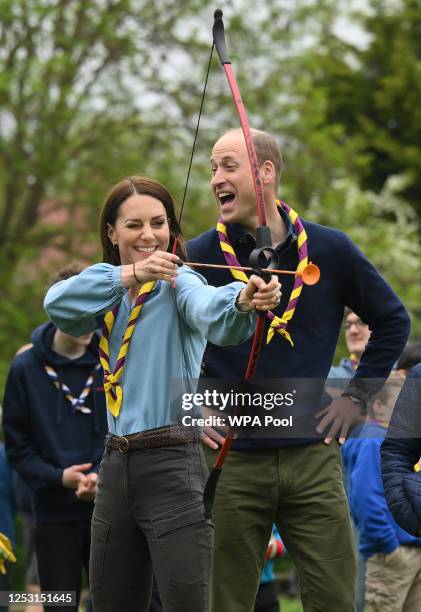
top-left (381, 364), bottom-right (421, 536)
top-left (187, 213), bottom-right (410, 449)
top-left (2, 322), bottom-right (108, 523)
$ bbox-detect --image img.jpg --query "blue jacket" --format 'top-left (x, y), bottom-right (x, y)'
top-left (330, 358), bottom-right (356, 379)
top-left (187, 210), bottom-right (410, 449)
top-left (343, 421), bottom-right (421, 559)
top-left (0, 444), bottom-right (15, 544)
top-left (328, 358), bottom-right (357, 391)
top-left (2, 322), bottom-right (108, 523)
top-left (381, 363), bottom-right (421, 536)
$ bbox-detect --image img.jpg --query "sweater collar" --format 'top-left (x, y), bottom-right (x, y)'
top-left (226, 203), bottom-right (295, 251)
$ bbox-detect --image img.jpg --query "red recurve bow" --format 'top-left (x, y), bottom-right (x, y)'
top-left (203, 9), bottom-right (280, 518)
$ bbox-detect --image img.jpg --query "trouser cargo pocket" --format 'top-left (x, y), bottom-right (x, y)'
top-left (152, 498), bottom-right (213, 611)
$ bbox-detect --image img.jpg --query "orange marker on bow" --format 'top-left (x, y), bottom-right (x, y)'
top-left (298, 263), bottom-right (320, 285)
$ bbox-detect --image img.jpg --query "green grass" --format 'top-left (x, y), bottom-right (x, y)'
top-left (280, 596), bottom-right (304, 612)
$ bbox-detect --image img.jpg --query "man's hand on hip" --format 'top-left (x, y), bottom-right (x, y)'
top-left (315, 396), bottom-right (363, 445)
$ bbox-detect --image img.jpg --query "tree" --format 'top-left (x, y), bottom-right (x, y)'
top-left (313, 0), bottom-right (421, 217)
top-left (306, 174), bottom-right (421, 342)
top-left (0, 0), bottom-right (217, 286)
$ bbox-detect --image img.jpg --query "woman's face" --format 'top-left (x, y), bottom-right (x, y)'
top-left (107, 194), bottom-right (170, 265)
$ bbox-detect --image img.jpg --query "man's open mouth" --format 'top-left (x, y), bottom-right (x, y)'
top-left (218, 192), bottom-right (235, 205)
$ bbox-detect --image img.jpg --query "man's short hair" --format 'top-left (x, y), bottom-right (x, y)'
top-left (224, 128), bottom-right (283, 188)
top-left (252, 129), bottom-right (283, 188)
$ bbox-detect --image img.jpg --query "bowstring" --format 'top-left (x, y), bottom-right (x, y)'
top-left (173, 42), bottom-right (215, 253)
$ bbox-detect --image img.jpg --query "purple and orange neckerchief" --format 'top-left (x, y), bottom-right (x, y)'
top-left (98, 281), bottom-right (156, 417)
top-left (44, 363), bottom-right (101, 414)
top-left (217, 199), bottom-right (308, 347)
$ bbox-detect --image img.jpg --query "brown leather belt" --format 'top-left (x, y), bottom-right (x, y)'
top-left (106, 425), bottom-right (199, 454)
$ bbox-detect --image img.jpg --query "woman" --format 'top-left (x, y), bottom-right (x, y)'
top-left (44, 176), bottom-right (281, 612)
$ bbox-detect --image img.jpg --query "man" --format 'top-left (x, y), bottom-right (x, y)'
top-left (2, 267), bottom-right (108, 612)
top-left (343, 374), bottom-right (421, 612)
top-left (328, 309), bottom-right (371, 612)
top-left (329, 310), bottom-right (371, 382)
top-left (187, 128), bottom-right (410, 612)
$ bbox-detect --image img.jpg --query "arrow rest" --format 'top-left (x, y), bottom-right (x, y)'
top-left (249, 226), bottom-right (279, 282)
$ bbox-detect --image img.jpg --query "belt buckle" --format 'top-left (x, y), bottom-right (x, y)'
top-left (118, 436), bottom-right (129, 454)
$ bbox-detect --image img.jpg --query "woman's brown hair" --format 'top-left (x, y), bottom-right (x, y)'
top-left (99, 176), bottom-right (187, 265)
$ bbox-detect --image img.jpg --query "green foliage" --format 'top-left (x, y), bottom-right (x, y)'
top-left (307, 174), bottom-right (421, 302)
top-left (305, 174), bottom-right (421, 360)
top-left (0, 0), bottom-right (216, 386)
top-left (0, 0), bottom-right (212, 275)
top-left (280, 597), bottom-right (304, 612)
top-left (315, 0), bottom-right (421, 215)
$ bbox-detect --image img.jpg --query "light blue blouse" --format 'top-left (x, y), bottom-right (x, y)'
top-left (44, 263), bottom-right (255, 435)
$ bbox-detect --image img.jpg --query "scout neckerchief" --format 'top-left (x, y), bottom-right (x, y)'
top-left (349, 353), bottom-right (359, 369)
top-left (217, 199), bottom-right (308, 347)
top-left (99, 281), bottom-right (156, 417)
top-left (44, 363), bottom-right (101, 414)
top-left (369, 418), bottom-right (388, 428)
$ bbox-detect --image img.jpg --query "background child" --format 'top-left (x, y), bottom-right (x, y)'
top-left (343, 375), bottom-right (421, 611)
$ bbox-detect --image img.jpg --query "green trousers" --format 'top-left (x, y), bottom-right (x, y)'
top-left (204, 441), bottom-right (356, 612)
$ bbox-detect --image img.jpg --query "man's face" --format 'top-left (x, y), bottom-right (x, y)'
top-left (344, 312), bottom-right (370, 358)
top-left (210, 131), bottom-right (259, 230)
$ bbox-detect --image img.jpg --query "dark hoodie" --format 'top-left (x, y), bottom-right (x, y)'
top-left (2, 322), bottom-right (108, 523)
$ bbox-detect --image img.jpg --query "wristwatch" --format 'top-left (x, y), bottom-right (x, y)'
top-left (342, 392), bottom-right (366, 412)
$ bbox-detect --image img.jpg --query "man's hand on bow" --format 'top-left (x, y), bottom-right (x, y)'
top-left (315, 396), bottom-right (364, 445)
